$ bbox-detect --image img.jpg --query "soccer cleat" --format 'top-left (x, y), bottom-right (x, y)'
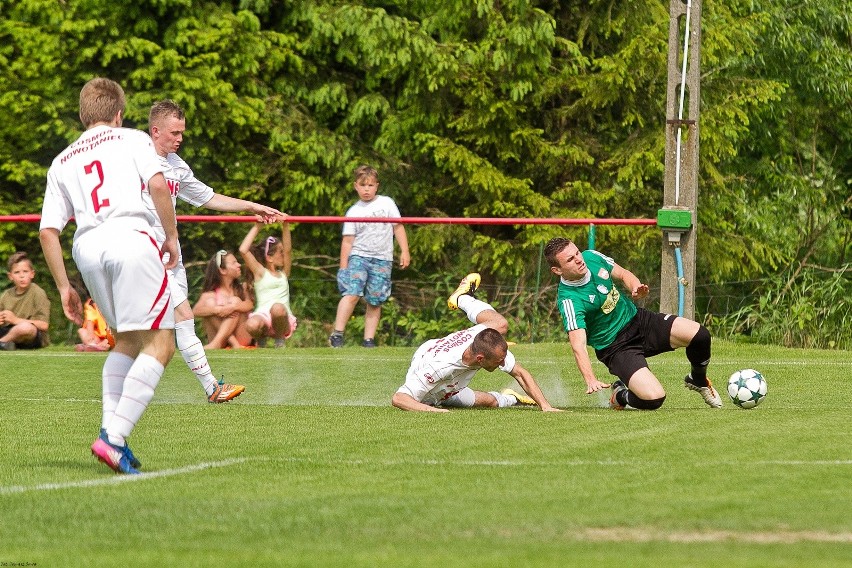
top-left (609, 380), bottom-right (628, 410)
top-left (208, 379), bottom-right (245, 403)
top-left (501, 388), bottom-right (536, 406)
top-left (0, 341), bottom-right (16, 351)
top-left (447, 273), bottom-right (481, 310)
top-left (91, 437), bottom-right (139, 474)
top-left (684, 375), bottom-right (723, 408)
top-left (100, 428), bottom-right (141, 469)
top-left (329, 332), bottom-right (344, 348)
top-left (362, 338), bottom-right (377, 348)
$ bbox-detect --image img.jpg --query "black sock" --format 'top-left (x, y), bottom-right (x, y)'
top-left (686, 325), bottom-right (711, 386)
top-left (625, 391), bottom-right (666, 410)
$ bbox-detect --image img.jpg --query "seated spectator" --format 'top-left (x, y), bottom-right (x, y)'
top-left (76, 298), bottom-right (115, 352)
top-left (239, 217), bottom-right (297, 348)
top-left (0, 251), bottom-right (50, 351)
top-left (192, 249), bottom-right (253, 349)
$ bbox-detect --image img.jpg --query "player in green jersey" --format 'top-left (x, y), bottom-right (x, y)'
top-left (544, 237), bottom-right (722, 410)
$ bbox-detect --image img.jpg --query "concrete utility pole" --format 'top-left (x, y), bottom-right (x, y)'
top-left (659, 0), bottom-right (701, 319)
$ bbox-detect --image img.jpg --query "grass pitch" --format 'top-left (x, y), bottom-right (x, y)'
top-left (1, 340), bottom-right (850, 567)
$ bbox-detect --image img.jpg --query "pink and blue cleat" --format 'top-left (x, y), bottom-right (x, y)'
top-left (91, 436), bottom-right (140, 475)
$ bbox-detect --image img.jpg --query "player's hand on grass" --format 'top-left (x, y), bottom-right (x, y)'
top-left (585, 378), bottom-right (611, 394)
top-left (540, 406), bottom-right (565, 412)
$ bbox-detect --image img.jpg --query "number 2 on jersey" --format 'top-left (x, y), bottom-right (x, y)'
top-left (85, 160), bottom-right (110, 213)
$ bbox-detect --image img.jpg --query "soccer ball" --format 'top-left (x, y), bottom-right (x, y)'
top-left (727, 369), bottom-right (768, 409)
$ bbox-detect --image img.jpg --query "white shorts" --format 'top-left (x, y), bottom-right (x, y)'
top-left (438, 387), bottom-right (476, 408)
top-left (168, 260), bottom-right (189, 307)
top-left (73, 224), bottom-right (174, 333)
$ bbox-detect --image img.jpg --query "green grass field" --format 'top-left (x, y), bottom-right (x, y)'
top-left (1, 340), bottom-right (850, 567)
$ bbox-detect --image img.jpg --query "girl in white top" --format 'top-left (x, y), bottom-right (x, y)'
top-left (239, 216), bottom-right (297, 347)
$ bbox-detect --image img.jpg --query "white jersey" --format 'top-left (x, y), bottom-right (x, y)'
top-left (40, 124), bottom-right (173, 332)
top-left (40, 126), bottom-right (166, 240)
top-left (397, 324), bottom-right (517, 406)
top-left (342, 195), bottom-right (401, 261)
top-left (141, 152), bottom-right (214, 245)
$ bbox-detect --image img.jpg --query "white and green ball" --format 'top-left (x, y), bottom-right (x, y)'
top-left (727, 369), bottom-right (767, 409)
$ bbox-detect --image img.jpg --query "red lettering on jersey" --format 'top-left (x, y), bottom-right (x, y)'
top-left (84, 160), bottom-right (110, 213)
top-left (166, 178), bottom-right (180, 197)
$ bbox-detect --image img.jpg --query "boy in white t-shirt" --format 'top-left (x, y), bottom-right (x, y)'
top-left (329, 165), bottom-right (410, 348)
top-left (392, 274), bottom-right (562, 413)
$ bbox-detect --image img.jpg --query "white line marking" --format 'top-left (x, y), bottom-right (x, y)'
top-left (0, 457), bottom-right (253, 495)
top-left (3, 456), bottom-right (849, 496)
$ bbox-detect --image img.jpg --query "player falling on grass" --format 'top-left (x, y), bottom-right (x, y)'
top-left (392, 273), bottom-right (562, 413)
top-left (544, 237), bottom-right (722, 410)
top-left (40, 77), bottom-right (179, 474)
top-left (146, 100), bottom-right (282, 402)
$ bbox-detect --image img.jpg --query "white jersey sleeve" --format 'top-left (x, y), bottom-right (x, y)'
top-left (40, 126), bottom-right (165, 238)
top-left (140, 152), bottom-right (214, 244)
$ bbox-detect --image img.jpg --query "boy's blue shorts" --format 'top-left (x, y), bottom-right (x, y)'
top-left (337, 255), bottom-right (393, 306)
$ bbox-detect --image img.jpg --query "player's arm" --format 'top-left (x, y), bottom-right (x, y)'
top-left (507, 363), bottom-right (562, 412)
top-left (392, 223), bottom-right (410, 269)
top-left (611, 263), bottom-right (648, 300)
top-left (568, 328), bottom-right (611, 394)
top-left (339, 235), bottom-right (354, 270)
top-left (391, 391), bottom-right (450, 413)
top-left (148, 172), bottom-right (179, 269)
top-left (203, 194), bottom-right (281, 224)
top-left (38, 228), bottom-right (83, 325)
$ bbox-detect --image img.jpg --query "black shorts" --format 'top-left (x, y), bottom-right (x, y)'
top-left (0, 324), bottom-right (45, 349)
top-left (595, 308), bottom-right (676, 383)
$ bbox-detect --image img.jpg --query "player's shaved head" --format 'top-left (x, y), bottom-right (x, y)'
top-left (470, 327), bottom-right (507, 357)
top-left (149, 100), bottom-right (185, 129)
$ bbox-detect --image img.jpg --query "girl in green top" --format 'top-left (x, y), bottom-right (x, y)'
top-left (239, 216), bottom-right (297, 348)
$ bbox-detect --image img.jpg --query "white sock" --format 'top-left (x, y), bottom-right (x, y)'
top-left (175, 319), bottom-right (218, 395)
top-left (107, 353), bottom-right (164, 446)
top-left (457, 295), bottom-right (495, 324)
top-left (101, 352), bottom-right (134, 430)
top-left (489, 391), bottom-right (516, 408)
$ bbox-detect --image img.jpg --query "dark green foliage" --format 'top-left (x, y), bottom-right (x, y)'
top-left (0, 0), bottom-right (848, 348)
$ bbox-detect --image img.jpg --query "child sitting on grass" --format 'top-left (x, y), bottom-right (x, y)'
top-left (0, 251), bottom-right (50, 351)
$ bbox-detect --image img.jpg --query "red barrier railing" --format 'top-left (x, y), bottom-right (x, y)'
top-left (1, 214), bottom-right (657, 226)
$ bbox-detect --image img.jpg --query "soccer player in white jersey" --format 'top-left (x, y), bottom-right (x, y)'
top-left (145, 100), bottom-right (282, 403)
top-left (392, 274), bottom-right (562, 413)
top-left (39, 78), bottom-right (179, 474)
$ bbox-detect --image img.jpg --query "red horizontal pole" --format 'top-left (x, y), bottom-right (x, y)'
top-left (1, 214), bottom-right (657, 226)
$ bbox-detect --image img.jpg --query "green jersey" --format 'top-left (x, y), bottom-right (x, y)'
top-left (555, 250), bottom-right (636, 350)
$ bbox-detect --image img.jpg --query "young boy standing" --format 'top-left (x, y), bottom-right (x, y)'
top-left (0, 251), bottom-right (50, 350)
top-left (329, 165), bottom-right (410, 347)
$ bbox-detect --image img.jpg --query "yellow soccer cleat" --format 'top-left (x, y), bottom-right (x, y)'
top-left (447, 273), bottom-right (481, 310)
top-left (501, 388), bottom-right (536, 406)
